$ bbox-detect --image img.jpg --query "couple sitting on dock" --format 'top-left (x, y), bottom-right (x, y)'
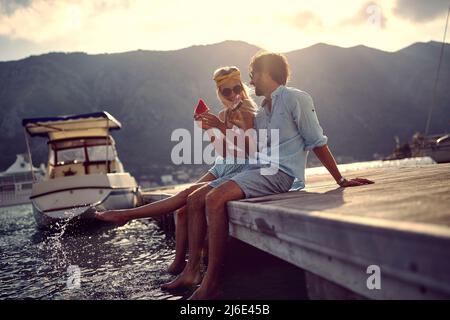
top-left (96, 51), bottom-right (374, 300)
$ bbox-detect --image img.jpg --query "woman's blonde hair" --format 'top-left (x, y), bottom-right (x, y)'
top-left (213, 66), bottom-right (258, 114)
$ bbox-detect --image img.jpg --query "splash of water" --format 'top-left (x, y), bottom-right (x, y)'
top-left (39, 204), bottom-right (94, 270)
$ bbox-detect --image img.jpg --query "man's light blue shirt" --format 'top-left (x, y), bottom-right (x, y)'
top-left (254, 85), bottom-right (328, 190)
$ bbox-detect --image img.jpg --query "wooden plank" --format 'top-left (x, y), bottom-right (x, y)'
top-left (241, 164), bottom-right (450, 227)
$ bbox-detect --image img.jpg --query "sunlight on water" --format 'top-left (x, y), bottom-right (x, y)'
top-left (306, 157), bottom-right (436, 176)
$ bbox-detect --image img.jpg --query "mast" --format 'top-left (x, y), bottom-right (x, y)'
top-left (425, 1), bottom-right (450, 135)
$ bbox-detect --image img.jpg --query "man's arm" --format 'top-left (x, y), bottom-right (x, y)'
top-left (288, 91), bottom-right (374, 187)
top-left (312, 144), bottom-right (342, 183)
top-left (313, 144), bottom-right (374, 187)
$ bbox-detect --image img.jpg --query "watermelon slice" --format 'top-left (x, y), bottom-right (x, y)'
top-left (194, 99), bottom-right (209, 115)
top-left (232, 94), bottom-right (242, 110)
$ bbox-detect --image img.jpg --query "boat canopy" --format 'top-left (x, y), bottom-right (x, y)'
top-left (22, 111), bottom-right (121, 140)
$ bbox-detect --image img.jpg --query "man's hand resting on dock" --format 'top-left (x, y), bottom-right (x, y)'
top-left (313, 145), bottom-right (375, 187)
top-left (338, 177), bottom-right (374, 187)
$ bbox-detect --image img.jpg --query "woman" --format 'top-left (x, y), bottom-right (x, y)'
top-left (95, 66), bottom-right (257, 274)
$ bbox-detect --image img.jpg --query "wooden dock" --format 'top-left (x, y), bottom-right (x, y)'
top-left (141, 163), bottom-right (450, 299)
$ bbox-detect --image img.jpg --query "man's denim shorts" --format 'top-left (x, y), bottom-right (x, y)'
top-left (208, 166), bottom-right (294, 199)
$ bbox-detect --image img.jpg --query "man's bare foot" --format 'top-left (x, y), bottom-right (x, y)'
top-left (161, 269), bottom-right (202, 290)
top-left (167, 259), bottom-right (187, 275)
top-left (95, 210), bottom-right (129, 226)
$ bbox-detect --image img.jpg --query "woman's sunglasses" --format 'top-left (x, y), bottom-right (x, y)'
top-left (221, 84), bottom-right (243, 97)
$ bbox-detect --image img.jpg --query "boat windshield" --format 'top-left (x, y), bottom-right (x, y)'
top-left (86, 145), bottom-right (115, 161)
top-left (57, 148), bottom-right (86, 165)
top-left (50, 137), bottom-right (117, 166)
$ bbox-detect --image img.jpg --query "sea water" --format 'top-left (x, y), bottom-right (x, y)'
top-left (0, 204), bottom-right (180, 300)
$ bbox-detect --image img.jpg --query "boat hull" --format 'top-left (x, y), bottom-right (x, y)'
top-left (32, 188), bottom-right (138, 229)
top-left (30, 173), bottom-right (140, 229)
top-left (418, 146), bottom-right (450, 163)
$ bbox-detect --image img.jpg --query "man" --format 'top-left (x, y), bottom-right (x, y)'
top-left (162, 52), bottom-right (374, 299)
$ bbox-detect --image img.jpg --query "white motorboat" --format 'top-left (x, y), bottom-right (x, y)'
top-left (22, 111), bottom-right (142, 229)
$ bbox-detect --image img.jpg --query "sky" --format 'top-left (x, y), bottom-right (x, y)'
top-left (0, 0), bottom-right (449, 61)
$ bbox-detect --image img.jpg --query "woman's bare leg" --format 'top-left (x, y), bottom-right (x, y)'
top-left (162, 184), bottom-right (213, 290)
top-left (167, 206), bottom-right (188, 274)
top-left (95, 182), bottom-right (209, 224)
top-left (167, 172), bottom-right (216, 274)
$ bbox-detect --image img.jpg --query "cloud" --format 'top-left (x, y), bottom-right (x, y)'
top-left (287, 11), bottom-right (323, 30)
top-left (0, 0), bottom-right (31, 15)
top-left (340, 2), bottom-right (387, 29)
top-left (0, 0), bottom-right (137, 42)
top-left (0, 0), bottom-right (235, 57)
top-left (394, 0), bottom-right (449, 23)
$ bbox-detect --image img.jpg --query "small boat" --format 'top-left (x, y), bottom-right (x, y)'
top-left (22, 111), bottom-right (142, 229)
top-left (383, 132), bottom-right (450, 163)
top-left (410, 132), bottom-right (450, 163)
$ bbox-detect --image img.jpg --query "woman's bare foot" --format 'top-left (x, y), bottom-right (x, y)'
top-left (188, 283), bottom-right (220, 300)
top-left (161, 268), bottom-right (202, 290)
top-left (167, 259), bottom-right (187, 275)
top-left (95, 210), bottom-right (129, 226)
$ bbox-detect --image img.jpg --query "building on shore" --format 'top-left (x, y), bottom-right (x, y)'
top-left (0, 154), bottom-right (45, 207)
